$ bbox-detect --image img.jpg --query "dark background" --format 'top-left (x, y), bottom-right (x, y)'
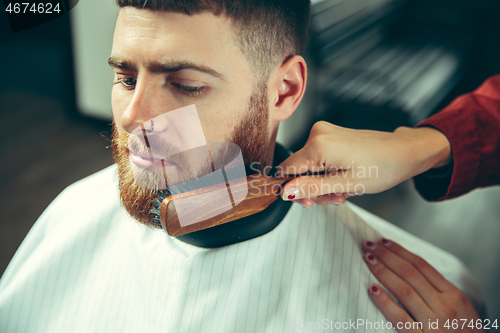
top-left (1, 0), bottom-right (500, 321)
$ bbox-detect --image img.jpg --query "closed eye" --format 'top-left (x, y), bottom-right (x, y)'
top-left (112, 77), bottom-right (208, 96)
top-left (172, 82), bottom-right (208, 97)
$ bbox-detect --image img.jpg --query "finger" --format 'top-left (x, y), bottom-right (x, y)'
top-left (277, 147), bottom-right (326, 177)
top-left (291, 194), bottom-right (346, 207)
top-left (363, 252), bottom-right (432, 323)
top-left (368, 284), bottom-right (424, 333)
top-left (363, 241), bottom-right (441, 307)
top-left (312, 193), bottom-right (346, 205)
top-left (281, 174), bottom-right (359, 201)
top-left (379, 239), bottom-right (454, 292)
top-left (292, 198), bottom-right (313, 208)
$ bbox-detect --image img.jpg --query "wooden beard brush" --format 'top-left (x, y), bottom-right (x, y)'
top-left (151, 172), bottom-right (303, 237)
top-left (147, 141), bottom-right (332, 239)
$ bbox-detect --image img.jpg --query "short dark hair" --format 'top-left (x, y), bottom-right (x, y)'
top-left (115, 0), bottom-right (311, 82)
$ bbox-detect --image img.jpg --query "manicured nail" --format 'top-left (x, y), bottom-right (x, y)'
top-left (364, 252), bottom-right (378, 265)
top-left (381, 238), bottom-right (392, 247)
top-left (333, 202), bottom-right (342, 206)
top-left (283, 187), bottom-right (300, 200)
top-left (364, 240), bottom-right (376, 250)
top-left (298, 202), bottom-right (308, 208)
top-left (369, 284), bottom-right (381, 296)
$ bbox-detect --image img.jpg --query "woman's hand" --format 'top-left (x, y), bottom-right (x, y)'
top-left (278, 121), bottom-right (451, 207)
top-left (362, 239), bottom-right (485, 332)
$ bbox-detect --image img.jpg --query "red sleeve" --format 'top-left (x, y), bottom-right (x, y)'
top-left (413, 74), bottom-right (500, 201)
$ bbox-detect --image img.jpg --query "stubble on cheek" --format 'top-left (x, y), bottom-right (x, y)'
top-left (226, 84), bottom-right (270, 172)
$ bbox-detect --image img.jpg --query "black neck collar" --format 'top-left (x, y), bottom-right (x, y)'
top-left (174, 143), bottom-right (293, 248)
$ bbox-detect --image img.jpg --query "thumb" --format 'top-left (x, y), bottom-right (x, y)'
top-left (281, 173), bottom-right (361, 201)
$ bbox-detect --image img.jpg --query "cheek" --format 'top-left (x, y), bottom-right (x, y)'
top-left (198, 115), bottom-right (229, 142)
top-left (111, 87), bottom-right (120, 117)
top-left (197, 99), bottom-right (243, 142)
top-left (111, 87), bottom-right (127, 132)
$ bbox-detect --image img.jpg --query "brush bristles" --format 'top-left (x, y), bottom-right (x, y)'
top-left (149, 172), bottom-right (238, 231)
top-left (150, 189), bottom-right (173, 229)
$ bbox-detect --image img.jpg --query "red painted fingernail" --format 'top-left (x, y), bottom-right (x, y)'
top-left (370, 285), bottom-right (381, 296)
top-left (365, 240), bottom-right (376, 250)
top-left (284, 188), bottom-right (300, 201)
top-left (381, 238), bottom-right (392, 247)
top-left (364, 252), bottom-right (378, 265)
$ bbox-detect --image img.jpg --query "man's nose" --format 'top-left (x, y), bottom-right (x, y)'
top-left (120, 82), bottom-right (178, 134)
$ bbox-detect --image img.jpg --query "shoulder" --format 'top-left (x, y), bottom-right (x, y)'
top-left (0, 165), bottom-right (130, 288)
top-left (35, 165), bottom-right (124, 233)
top-left (60, 164), bottom-right (119, 201)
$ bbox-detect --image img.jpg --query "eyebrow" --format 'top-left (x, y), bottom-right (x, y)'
top-left (107, 56), bottom-right (226, 81)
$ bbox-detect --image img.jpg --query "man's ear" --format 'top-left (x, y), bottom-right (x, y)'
top-left (269, 55), bottom-right (307, 122)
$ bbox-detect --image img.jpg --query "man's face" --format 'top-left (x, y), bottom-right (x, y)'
top-left (110, 7), bottom-right (271, 226)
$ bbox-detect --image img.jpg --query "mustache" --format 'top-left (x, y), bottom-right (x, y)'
top-left (116, 131), bottom-right (183, 162)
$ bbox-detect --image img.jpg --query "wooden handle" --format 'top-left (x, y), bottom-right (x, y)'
top-left (160, 174), bottom-right (294, 236)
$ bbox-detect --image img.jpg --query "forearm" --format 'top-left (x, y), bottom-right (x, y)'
top-left (392, 126), bottom-right (452, 179)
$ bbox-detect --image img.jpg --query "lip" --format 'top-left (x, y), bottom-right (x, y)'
top-left (129, 150), bottom-right (176, 168)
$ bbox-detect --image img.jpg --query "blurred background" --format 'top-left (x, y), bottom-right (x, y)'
top-left (1, 0), bottom-right (499, 321)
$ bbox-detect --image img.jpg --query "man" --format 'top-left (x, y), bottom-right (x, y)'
top-left (0, 1), bottom-right (485, 332)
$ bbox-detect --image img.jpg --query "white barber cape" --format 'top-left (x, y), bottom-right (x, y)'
top-left (0, 165), bottom-right (484, 332)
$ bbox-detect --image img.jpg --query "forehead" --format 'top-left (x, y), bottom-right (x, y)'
top-left (112, 7), bottom-right (250, 78)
